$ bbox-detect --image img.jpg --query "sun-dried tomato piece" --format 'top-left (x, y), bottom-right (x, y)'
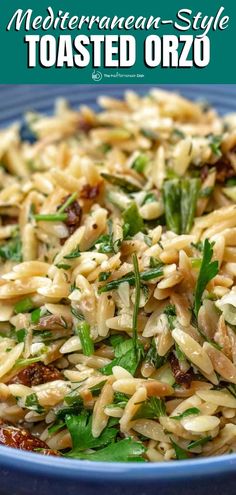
top-left (78, 117), bottom-right (93, 134)
top-left (80, 184), bottom-right (100, 200)
top-left (215, 160), bottom-right (235, 183)
top-left (8, 362), bottom-right (61, 387)
top-left (58, 195), bottom-right (82, 239)
top-left (170, 354), bottom-right (193, 388)
top-left (0, 424), bottom-right (60, 456)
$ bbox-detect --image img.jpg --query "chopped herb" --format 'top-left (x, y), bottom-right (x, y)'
top-left (172, 128), bottom-right (185, 139)
top-left (95, 219), bottom-right (121, 254)
top-left (142, 192), bottom-right (157, 205)
top-left (0, 235), bottom-right (22, 262)
top-left (55, 263), bottom-right (71, 270)
top-left (171, 407), bottom-right (200, 420)
top-left (34, 213), bottom-right (68, 222)
top-left (100, 143), bottom-right (112, 154)
top-left (208, 134), bottom-right (222, 157)
top-left (89, 380), bottom-right (107, 397)
top-left (171, 440), bottom-right (189, 460)
top-left (71, 307), bottom-right (84, 321)
top-left (131, 154), bottom-right (149, 174)
top-left (164, 304), bottom-right (177, 330)
top-left (100, 340), bottom-right (144, 376)
top-left (16, 356), bottom-right (42, 367)
top-left (48, 421), bottom-right (66, 436)
top-left (67, 436), bottom-right (146, 462)
top-left (16, 328), bottom-right (27, 343)
top-left (132, 254), bottom-right (141, 353)
top-left (145, 339), bottom-right (166, 369)
top-left (98, 265), bottom-right (164, 294)
top-left (141, 128), bottom-right (158, 140)
top-left (14, 297), bottom-right (34, 314)
top-left (191, 241), bottom-right (204, 252)
top-left (199, 186), bottom-right (213, 198)
top-left (56, 394), bottom-right (83, 420)
top-left (63, 247), bottom-right (81, 259)
top-left (225, 177), bottom-right (236, 187)
top-left (57, 192), bottom-right (78, 214)
top-left (76, 321), bottom-right (94, 356)
top-left (122, 202), bottom-right (144, 237)
top-left (98, 271), bottom-right (111, 282)
top-left (101, 173), bottom-right (141, 193)
top-left (107, 392), bottom-right (129, 409)
top-left (31, 308), bottom-right (41, 324)
top-left (163, 178), bottom-right (200, 234)
top-left (133, 397), bottom-right (166, 419)
top-left (25, 393), bottom-right (44, 414)
top-left (149, 257), bottom-right (162, 268)
top-left (194, 239), bottom-right (219, 317)
top-left (187, 436), bottom-right (212, 450)
top-left (175, 343), bottom-right (186, 363)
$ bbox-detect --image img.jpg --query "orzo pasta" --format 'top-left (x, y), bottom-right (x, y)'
top-left (0, 89), bottom-right (236, 461)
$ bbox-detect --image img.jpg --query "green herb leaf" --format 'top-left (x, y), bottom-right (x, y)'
top-left (171, 407), bottom-right (200, 420)
top-left (25, 393), bottom-right (44, 414)
top-left (68, 437), bottom-right (146, 462)
top-left (122, 202), bottom-right (144, 237)
top-left (163, 304), bottom-right (177, 330)
top-left (76, 321), bottom-right (94, 356)
top-left (100, 340), bottom-right (144, 376)
top-left (31, 307), bottom-right (41, 324)
top-left (145, 339), bottom-right (166, 369)
top-left (131, 154), bottom-right (149, 174)
top-left (89, 380), bottom-right (107, 397)
top-left (194, 239), bottom-right (219, 317)
top-left (65, 411), bottom-right (117, 453)
top-left (98, 265), bottom-right (164, 294)
top-left (208, 134), bottom-right (222, 157)
top-left (55, 263), bottom-right (71, 270)
top-left (63, 247), bottom-right (81, 259)
top-left (57, 192), bottom-right (78, 214)
top-left (171, 440), bottom-right (189, 460)
top-left (132, 254), bottom-right (140, 352)
top-left (98, 271), bottom-right (111, 282)
top-left (163, 178), bottom-right (200, 234)
top-left (34, 213), bottom-right (68, 222)
top-left (16, 328), bottom-right (27, 343)
top-left (133, 397), bottom-right (166, 420)
top-left (101, 173), bottom-right (141, 193)
top-left (0, 235), bottom-right (22, 262)
top-left (14, 297), bottom-right (34, 314)
top-left (187, 436), bottom-right (212, 450)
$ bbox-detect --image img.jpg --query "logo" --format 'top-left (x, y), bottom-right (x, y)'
top-left (92, 70), bottom-right (103, 82)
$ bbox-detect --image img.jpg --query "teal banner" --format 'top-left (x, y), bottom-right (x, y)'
top-left (0, 0), bottom-right (235, 83)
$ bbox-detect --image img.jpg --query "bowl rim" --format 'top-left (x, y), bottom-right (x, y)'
top-left (0, 446), bottom-right (236, 481)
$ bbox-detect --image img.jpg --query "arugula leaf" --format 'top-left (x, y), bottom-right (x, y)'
top-left (171, 407), bottom-right (200, 420)
top-left (133, 397), bottom-right (166, 420)
top-left (101, 173), bottom-right (141, 193)
top-left (187, 436), bottom-right (212, 450)
top-left (0, 235), bottom-right (22, 262)
top-left (132, 254), bottom-right (140, 352)
top-left (67, 437), bottom-right (146, 462)
top-left (122, 202), bottom-right (144, 237)
top-left (25, 393), bottom-right (44, 414)
top-left (98, 265), bottom-right (164, 293)
top-left (65, 411), bottom-right (117, 453)
top-left (194, 239), bottom-right (219, 317)
top-left (171, 440), bottom-right (189, 460)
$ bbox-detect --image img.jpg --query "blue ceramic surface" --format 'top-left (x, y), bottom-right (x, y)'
top-left (0, 84), bottom-right (236, 495)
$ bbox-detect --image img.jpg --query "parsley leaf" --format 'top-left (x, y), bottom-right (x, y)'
top-left (25, 393), bottom-right (44, 414)
top-left (187, 436), bottom-right (212, 450)
top-left (0, 235), bottom-right (22, 262)
top-left (171, 407), bottom-right (200, 420)
top-left (163, 178), bottom-right (200, 234)
top-left (133, 397), bottom-right (166, 420)
top-left (171, 440), bottom-right (189, 460)
top-left (194, 239), bottom-right (219, 317)
top-left (132, 253), bottom-right (141, 353)
top-left (67, 437), bottom-right (146, 462)
top-left (101, 173), bottom-right (141, 193)
top-left (65, 411), bottom-right (117, 453)
top-left (122, 202), bottom-right (144, 237)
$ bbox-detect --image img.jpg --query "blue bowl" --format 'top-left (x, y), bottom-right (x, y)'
top-left (0, 84), bottom-right (236, 495)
